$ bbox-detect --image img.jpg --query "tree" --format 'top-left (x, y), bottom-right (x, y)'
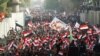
top-left (0, 0), bottom-right (9, 12)
top-left (0, 0), bottom-right (31, 17)
top-left (20, 0), bottom-right (31, 7)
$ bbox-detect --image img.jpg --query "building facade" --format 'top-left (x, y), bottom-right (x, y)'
top-left (80, 0), bottom-right (100, 25)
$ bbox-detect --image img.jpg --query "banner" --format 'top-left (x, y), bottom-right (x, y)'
top-left (49, 17), bottom-right (67, 31)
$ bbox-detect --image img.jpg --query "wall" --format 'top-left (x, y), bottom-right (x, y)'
top-left (87, 11), bottom-right (100, 25)
top-left (80, 10), bottom-right (100, 25)
top-left (0, 12), bottom-right (24, 38)
top-left (0, 17), bottom-right (15, 38)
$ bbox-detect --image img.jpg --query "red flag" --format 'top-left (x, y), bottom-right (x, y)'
top-left (33, 38), bottom-right (41, 46)
top-left (23, 38), bottom-right (32, 47)
top-left (61, 32), bottom-right (69, 39)
top-left (18, 43), bottom-right (23, 49)
top-left (93, 26), bottom-right (100, 34)
top-left (63, 38), bottom-right (70, 45)
top-left (58, 51), bottom-right (63, 55)
top-left (42, 37), bottom-right (48, 43)
top-left (22, 30), bottom-right (32, 37)
top-left (49, 40), bottom-right (56, 50)
top-left (0, 47), bottom-right (5, 51)
top-left (28, 20), bottom-right (33, 27)
top-left (8, 41), bottom-right (14, 50)
top-left (80, 24), bottom-right (88, 30)
top-left (87, 28), bottom-right (93, 34)
top-left (77, 34), bottom-right (82, 39)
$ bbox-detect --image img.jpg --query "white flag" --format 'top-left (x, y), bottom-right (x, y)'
top-left (74, 22), bottom-right (80, 28)
top-left (49, 17), bottom-right (67, 31)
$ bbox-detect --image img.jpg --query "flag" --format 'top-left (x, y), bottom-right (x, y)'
top-left (74, 22), bottom-right (80, 28)
top-left (77, 34), bottom-right (82, 39)
top-left (25, 8), bottom-right (31, 16)
top-left (87, 28), bottom-right (93, 34)
top-left (61, 32), bottom-right (69, 38)
top-left (49, 37), bottom-right (57, 49)
top-left (80, 24), bottom-right (88, 30)
top-left (58, 51), bottom-right (63, 55)
top-left (33, 38), bottom-right (41, 46)
top-left (42, 37), bottom-right (49, 43)
top-left (18, 43), bottom-right (23, 49)
top-left (49, 17), bottom-right (67, 31)
top-left (22, 30), bottom-right (32, 37)
top-left (16, 23), bottom-right (23, 28)
top-left (24, 38), bottom-right (32, 47)
top-left (0, 47), bottom-right (5, 51)
top-left (28, 20), bottom-right (33, 28)
top-left (93, 26), bottom-right (100, 34)
top-left (49, 40), bottom-right (56, 50)
top-left (16, 23), bottom-right (23, 31)
top-left (99, 37), bottom-right (100, 43)
top-left (8, 41), bottom-right (14, 50)
top-left (62, 38), bottom-right (70, 47)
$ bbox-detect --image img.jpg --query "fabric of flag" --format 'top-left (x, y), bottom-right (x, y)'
top-left (74, 22), bottom-right (80, 28)
top-left (28, 20), bottom-right (33, 28)
top-left (93, 26), bottom-right (100, 34)
top-left (18, 43), bottom-right (23, 49)
top-left (82, 34), bottom-right (87, 39)
top-left (23, 38), bottom-right (32, 47)
top-left (65, 25), bottom-right (69, 30)
top-left (16, 23), bottom-right (23, 31)
top-left (61, 43), bottom-right (67, 49)
top-left (87, 29), bottom-right (93, 34)
top-left (62, 34), bottom-right (67, 38)
top-left (87, 30), bottom-right (92, 34)
top-left (98, 37), bottom-right (100, 43)
top-left (61, 37), bottom-right (69, 48)
top-left (64, 38), bottom-right (70, 45)
top-left (58, 51), bottom-right (63, 55)
top-left (33, 38), bottom-right (41, 46)
top-left (61, 32), bottom-right (69, 38)
top-left (25, 8), bottom-right (31, 16)
top-left (49, 37), bottom-right (57, 50)
top-left (16, 23), bottom-right (23, 28)
top-left (80, 24), bottom-right (89, 30)
top-left (0, 47), bottom-right (5, 51)
top-left (49, 40), bottom-right (56, 50)
top-left (41, 37), bottom-right (50, 43)
top-left (22, 30), bottom-right (32, 37)
top-left (49, 17), bottom-right (67, 31)
top-left (77, 34), bottom-right (82, 39)
top-left (8, 41), bottom-right (14, 50)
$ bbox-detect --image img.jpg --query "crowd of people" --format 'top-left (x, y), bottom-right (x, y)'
top-left (0, 13), bottom-right (100, 56)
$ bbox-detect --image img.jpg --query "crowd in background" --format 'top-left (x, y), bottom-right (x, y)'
top-left (0, 12), bottom-right (100, 56)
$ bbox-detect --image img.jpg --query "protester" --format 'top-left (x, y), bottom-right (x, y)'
top-left (0, 12), bottom-right (100, 56)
